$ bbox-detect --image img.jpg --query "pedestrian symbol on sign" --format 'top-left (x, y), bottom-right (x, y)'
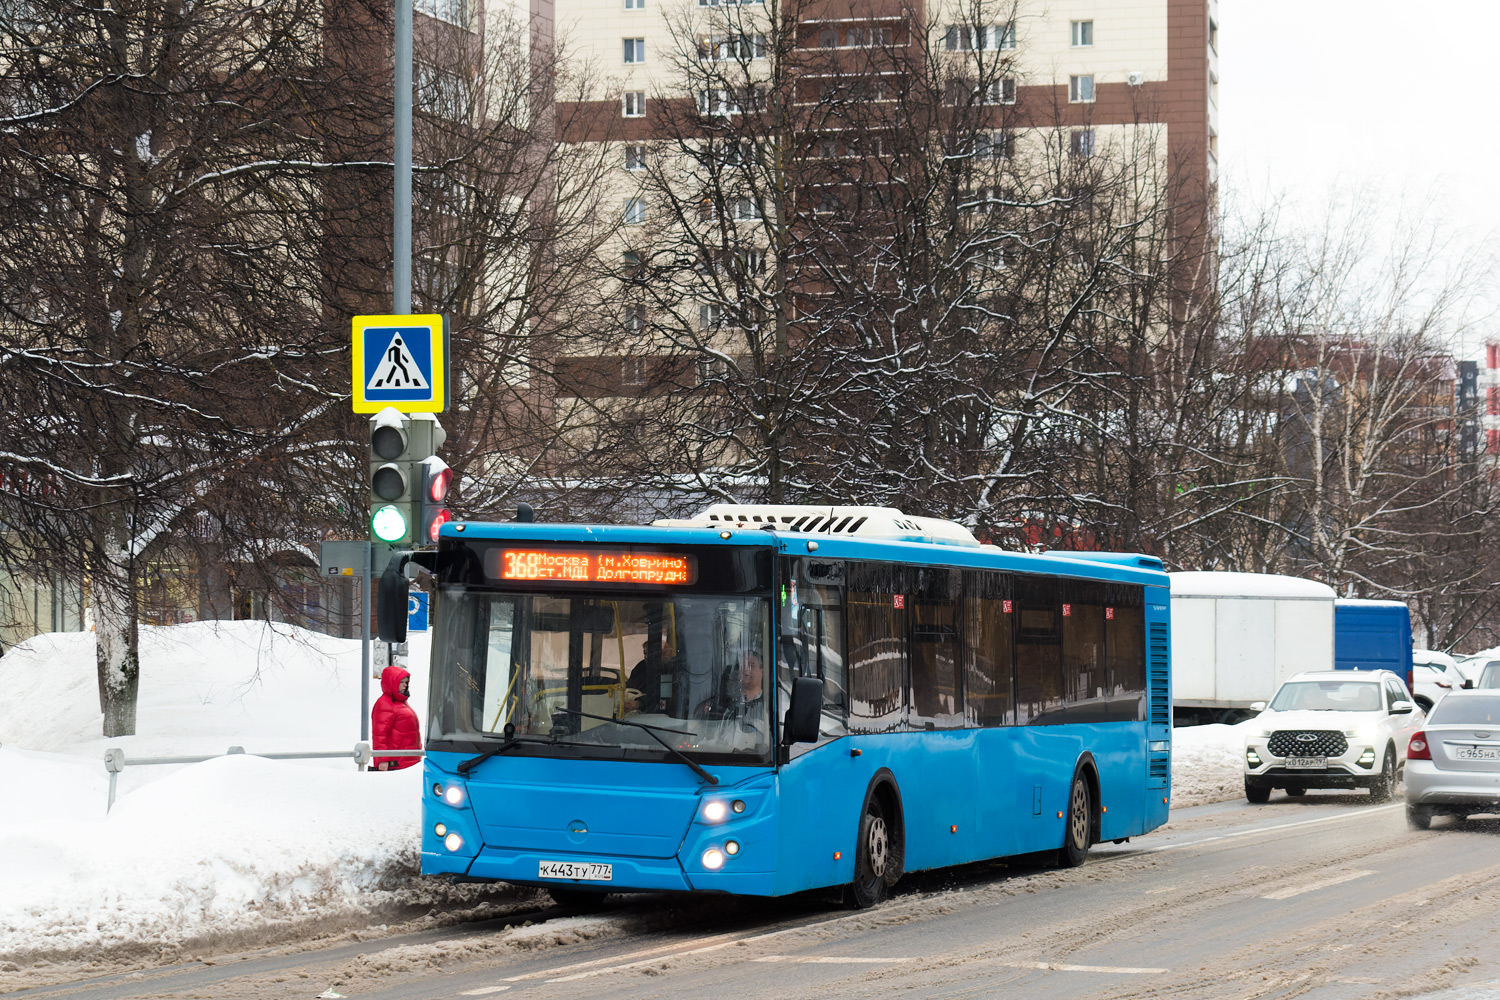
top-left (368, 331), bottom-right (430, 391)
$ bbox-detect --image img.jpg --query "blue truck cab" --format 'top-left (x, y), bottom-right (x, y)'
top-left (1334, 599), bottom-right (1413, 694)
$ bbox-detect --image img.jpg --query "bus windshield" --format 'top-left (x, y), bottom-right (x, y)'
top-left (429, 588), bottom-right (774, 763)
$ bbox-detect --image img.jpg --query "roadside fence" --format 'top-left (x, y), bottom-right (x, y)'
top-left (102, 742), bottom-right (426, 812)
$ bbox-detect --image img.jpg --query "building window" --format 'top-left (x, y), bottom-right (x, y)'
top-left (622, 91), bottom-right (646, 117)
top-left (625, 0), bottom-right (644, 8)
top-left (843, 26), bottom-right (893, 46)
top-left (945, 24), bottom-right (1013, 50)
top-left (623, 357), bottom-right (647, 385)
top-left (624, 144), bottom-right (646, 170)
top-left (698, 302), bottom-right (723, 330)
top-left (416, 0), bottom-right (468, 27)
top-left (416, 63), bottom-right (468, 120)
top-left (702, 33), bottom-right (766, 61)
top-left (973, 131), bottom-right (1015, 159)
top-left (987, 77), bottom-right (1017, 104)
top-left (1208, 18), bottom-right (1217, 52)
top-left (623, 304), bottom-right (645, 332)
top-left (730, 196), bottom-right (762, 221)
top-left (624, 197), bottom-right (646, 224)
top-left (698, 88), bottom-right (740, 116)
top-left (621, 250), bottom-right (644, 281)
top-left (624, 38), bottom-right (645, 63)
top-left (1071, 20), bottom-right (1093, 46)
top-left (697, 356), bottom-right (730, 381)
top-left (1070, 129), bottom-right (1095, 157)
top-left (1069, 74), bottom-right (1095, 103)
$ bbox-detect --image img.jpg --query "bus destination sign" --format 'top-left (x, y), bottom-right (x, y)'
top-left (493, 548), bottom-right (698, 586)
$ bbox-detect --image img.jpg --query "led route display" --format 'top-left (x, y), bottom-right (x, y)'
top-left (493, 548), bottom-right (698, 585)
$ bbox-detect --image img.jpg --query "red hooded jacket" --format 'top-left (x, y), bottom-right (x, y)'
top-left (372, 665), bottom-right (420, 770)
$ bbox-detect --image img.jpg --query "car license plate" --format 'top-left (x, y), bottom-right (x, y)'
top-left (1454, 746), bottom-right (1500, 761)
top-left (538, 860), bottom-right (613, 882)
top-left (1285, 756), bottom-right (1327, 769)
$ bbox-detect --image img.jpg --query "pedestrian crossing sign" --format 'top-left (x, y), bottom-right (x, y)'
top-left (351, 314), bottom-right (449, 413)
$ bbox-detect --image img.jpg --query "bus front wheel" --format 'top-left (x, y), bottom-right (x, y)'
top-left (1057, 772), bottom-right (1093, 868)
top-left (844, 798), bottom-right (890, 909)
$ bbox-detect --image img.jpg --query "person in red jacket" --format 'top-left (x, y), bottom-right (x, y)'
top-left (372, 665), bottom-right (421, 771)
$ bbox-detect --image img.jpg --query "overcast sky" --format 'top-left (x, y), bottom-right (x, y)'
top-left (1219, 0), bottom-right (1498, 355)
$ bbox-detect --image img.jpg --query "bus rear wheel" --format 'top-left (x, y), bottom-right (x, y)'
top-left (844, 798), bottom-right (890, 909)
top-left (1057, 772), bottom-right (1093, 868)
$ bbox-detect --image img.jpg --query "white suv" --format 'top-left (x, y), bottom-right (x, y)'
top-left (1244, 670), bottom-right (1424, 803)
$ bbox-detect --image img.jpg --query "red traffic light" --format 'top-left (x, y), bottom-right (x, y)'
top-left (428, 465), bottom-right (453, 502)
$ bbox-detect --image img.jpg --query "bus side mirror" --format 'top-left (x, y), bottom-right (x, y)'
top-left (378, 558), bottom-right (410, 643)
top-left (782, 677), bottom-right (823, 745)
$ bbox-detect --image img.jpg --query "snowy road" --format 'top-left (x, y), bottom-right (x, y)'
top-left (9, 790), bottom-right (1500, 1000)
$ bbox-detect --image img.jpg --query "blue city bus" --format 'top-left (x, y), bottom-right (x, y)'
top-left (411, 505), bottom-right (1171, 908)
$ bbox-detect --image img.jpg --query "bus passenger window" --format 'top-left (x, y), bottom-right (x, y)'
top-left (1014, 576), bottom-right (1061, 725)
top-left (909, 567), bottom-right (962, 730)
top-left (963, 570), bottom-right (1013, 726)
top-left (1061, 601), bottom-right (1105, 714)
top-left (846, 563), bottom-right (906, 734)
top-left (1105, 598), bottom-right (1146, 709)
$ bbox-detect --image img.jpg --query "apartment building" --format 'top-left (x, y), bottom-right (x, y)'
top-left (543, 0), bottom-right (1218, 401)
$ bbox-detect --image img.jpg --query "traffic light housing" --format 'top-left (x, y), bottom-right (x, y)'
top-left (418, 456), bottom-right (453, 545)
top-left (367, 407), bottom-right (446, 545)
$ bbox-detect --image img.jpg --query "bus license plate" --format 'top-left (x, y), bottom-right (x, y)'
top-left (1454, 746), bottom-right (1500, 761)
top-left (538, 860), bottom-right (613, 882)
top-left (1285, 756), bottom-right (1327, 769)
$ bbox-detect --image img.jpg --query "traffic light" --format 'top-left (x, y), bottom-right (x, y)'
top-left (367, 406), bottom-right (446, 546)
top-left (418, 456), bottom-right (453, 545)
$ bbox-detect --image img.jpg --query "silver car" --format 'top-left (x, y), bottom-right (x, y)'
top-left (1404, 691), bottom-right (1500, 828)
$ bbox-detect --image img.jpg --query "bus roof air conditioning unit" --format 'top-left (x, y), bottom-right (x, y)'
top-left (653, 504), bottom-right (982, 547)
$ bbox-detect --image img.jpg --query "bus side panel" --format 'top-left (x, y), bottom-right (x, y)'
top-left (770, 742), bottom-right (862, 896)
top-left (887, 730), bottom-right (979, 872)
top-left (1086, 721), bottom-right (1149, 841)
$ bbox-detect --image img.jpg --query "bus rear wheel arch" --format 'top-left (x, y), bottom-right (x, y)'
top-left (1057, 757), bottom-right (1099, 868)
top-left (845, 771), bottom-right (904, 909)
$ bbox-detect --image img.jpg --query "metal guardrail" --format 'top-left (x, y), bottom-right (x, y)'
top-left (102, 742), bottom-right (425, 811)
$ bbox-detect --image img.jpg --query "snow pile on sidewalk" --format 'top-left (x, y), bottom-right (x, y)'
top-left (0, 620), bottom-right (484, 964)
top-left (1171, 721), bottom-right (1255, 807)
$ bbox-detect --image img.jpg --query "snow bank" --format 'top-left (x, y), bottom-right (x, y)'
top-left (0, 754), bottom-right (421, 958)
top-left (0, 620), bottom-right (507, 964)
top-left (1171, 721), bottom-right (1255, 808)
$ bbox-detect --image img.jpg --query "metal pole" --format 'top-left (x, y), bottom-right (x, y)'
top-left (393, 0), bottom-right (412, 314)
top-left (360, 540), bottom-right (371, 742)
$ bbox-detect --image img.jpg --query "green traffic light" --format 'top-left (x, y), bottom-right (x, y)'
top-left (371, 503), bottom-right (410, 543)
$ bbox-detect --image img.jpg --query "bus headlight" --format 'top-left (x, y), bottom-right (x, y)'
top-left (702, 800), bottom-right (728, 823)
top-left (702, 848), bottom-right (725, 870)
top-left (725, 840), bottom-right (740, 856)
top-left (443, 785), bottom-right (465, 807)
top-left (444, 832), bottom-right (464, 852)
top-left (434, 823), bottom-right (447, 837)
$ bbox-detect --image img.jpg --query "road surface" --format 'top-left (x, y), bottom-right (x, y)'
top-left (8, 790), bottom-right (1500, 1000)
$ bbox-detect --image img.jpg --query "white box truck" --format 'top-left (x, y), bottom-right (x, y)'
top-left (1170, 572), bottom-right (1337, 725)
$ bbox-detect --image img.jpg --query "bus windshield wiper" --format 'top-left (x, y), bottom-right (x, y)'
top-left (551, 708), bottom-right (719, 786)
top-left (456, 733), bottom-right (593, 775)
